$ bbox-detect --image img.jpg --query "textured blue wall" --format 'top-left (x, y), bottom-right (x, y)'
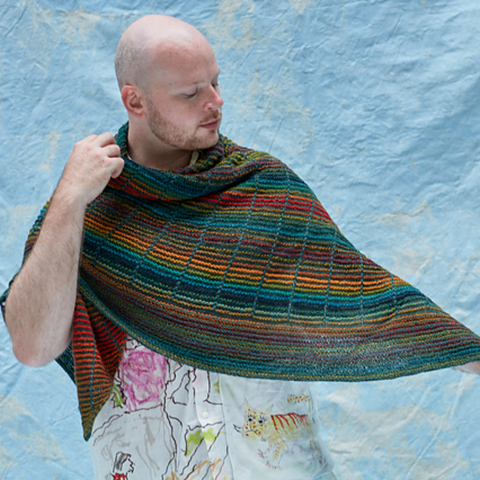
top-left (1, 1), bottom-right (479, 478)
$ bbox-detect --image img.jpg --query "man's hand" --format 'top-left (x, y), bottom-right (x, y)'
top-left (5, 133), bottom-right (124, 367)
top-left (55, 133), bottom-right (124, 206)
top-left (454, 361), bottom-right (480, 375)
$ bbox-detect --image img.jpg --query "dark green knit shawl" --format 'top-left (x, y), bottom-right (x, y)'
top-left (8, 123), bottom-right (480, 439)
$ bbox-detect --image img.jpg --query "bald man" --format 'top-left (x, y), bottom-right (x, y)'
top-left (5, 16), bottom-right (223, 367)
top-left (4, 14), bottom-right (480, 480)
top-left (3, 15), bottom-right (337, 480)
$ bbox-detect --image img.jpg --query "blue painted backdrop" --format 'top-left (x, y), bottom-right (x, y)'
top-left (1, 1), bottom-right (479, 478)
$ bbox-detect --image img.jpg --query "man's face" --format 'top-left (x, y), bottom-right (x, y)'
top-left (143, 45), bottom-right (223, 153)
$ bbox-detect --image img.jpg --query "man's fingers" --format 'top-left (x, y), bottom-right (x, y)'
top-left (93, 132), bottom-right (118, 147)
top-left (58, 133), bottom-right (125, 206)
top-left (110, 158), bottom-right (125, 179)
top-left (82, 134), bottom-right (99, 143)
top-left (455, 361), bottom-right (480, 375)
top-left (103, 143), bottom-right (122, 158)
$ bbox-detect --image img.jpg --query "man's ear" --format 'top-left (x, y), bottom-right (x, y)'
top-left (121, 85), bottom-right (145, 118)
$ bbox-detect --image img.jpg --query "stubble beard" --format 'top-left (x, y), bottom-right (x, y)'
top-left (146, 100), bottom-right (221, 152)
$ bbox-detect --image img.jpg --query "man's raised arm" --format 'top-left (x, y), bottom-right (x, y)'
top-left (4, 133), bottom-right (124, 367)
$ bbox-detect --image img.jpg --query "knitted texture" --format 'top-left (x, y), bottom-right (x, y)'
top-left (6, 122), bottom-right (480, 439)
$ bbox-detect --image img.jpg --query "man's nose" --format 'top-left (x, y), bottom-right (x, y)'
top-left (205, 85), bottom-right (223, 110)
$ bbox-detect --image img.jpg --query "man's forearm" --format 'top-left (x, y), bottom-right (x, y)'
top-left (5, 192), bottom-right (85, 367)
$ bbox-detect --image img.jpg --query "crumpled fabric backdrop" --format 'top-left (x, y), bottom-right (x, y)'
top-left (0, 1), bottom-right (479, 478)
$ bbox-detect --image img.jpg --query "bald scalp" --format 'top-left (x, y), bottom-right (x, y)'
top-left (115, 15), bottom-right (211, 93)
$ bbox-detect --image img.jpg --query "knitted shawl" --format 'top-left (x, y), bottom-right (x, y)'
top-left (7, 123), bottom-right (480, 439)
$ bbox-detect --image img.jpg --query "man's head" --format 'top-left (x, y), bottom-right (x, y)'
top-left (115, 15), bottom-right (223, 159)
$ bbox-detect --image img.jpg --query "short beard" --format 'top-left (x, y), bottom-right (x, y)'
top-left (146, 98), bottom-right (220, 151)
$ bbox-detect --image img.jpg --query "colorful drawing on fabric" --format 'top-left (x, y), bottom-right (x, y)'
top-left (114, 343), bottom-right (167, 411)
top-left (235, 395), bottom-right (324, 469)
top-left (90, 338), bottom-right (230, 479)
top-left (111, 451), bottom-right (134, 479)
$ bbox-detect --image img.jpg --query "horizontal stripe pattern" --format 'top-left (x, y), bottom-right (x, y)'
top-left (18, 123), bottom-right (480, 439)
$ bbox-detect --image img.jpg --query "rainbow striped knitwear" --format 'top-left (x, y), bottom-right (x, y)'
top-left (6, 122), bottom-right (480, 440)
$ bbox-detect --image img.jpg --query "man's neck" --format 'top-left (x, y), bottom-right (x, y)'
top-left (127, 128), bottom-right (192, 171)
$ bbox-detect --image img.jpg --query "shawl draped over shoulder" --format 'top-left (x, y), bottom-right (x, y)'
top-left (3, 123), bottom-right (480, 439)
